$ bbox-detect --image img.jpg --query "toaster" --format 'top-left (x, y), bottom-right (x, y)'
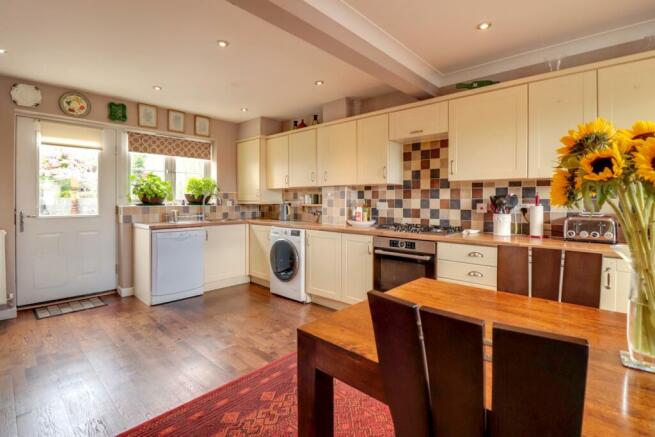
top-left (563, 214), bottom-right (618, 244)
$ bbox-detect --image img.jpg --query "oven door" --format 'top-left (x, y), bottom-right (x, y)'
top-left (374, 249), bottom-right (436, 291)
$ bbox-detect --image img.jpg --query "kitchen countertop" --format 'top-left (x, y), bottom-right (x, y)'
top-left (133, 219), bottom-right (622, 258)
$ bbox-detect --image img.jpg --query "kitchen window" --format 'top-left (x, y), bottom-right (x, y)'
top-left (127, 131), bottom-right (213, 203)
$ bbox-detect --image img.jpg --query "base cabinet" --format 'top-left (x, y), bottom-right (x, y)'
top-left (204, 224), bottom-right (249, 291)
top-left (249, 224), bottom-right (270, 281)
top-left (601, 257), bottom-right (631, 313)
top-left (306, 230), bottom-right (373, 305)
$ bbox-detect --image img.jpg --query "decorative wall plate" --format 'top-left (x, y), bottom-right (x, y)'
top-left (108, 102), bottom-right (127, 122)
top-left (59, 91), bottom-right (91, 117)
top-left (10, 83), bottom-right (42, 107)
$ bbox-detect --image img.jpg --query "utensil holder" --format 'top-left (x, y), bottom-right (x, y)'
top-left (493, 214), bottom-right (512, 237)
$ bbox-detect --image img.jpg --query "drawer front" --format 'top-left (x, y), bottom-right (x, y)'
top-left (437, 260), bottom-right (497, 288)
top-left (438, 242), bottom-right (497, 267)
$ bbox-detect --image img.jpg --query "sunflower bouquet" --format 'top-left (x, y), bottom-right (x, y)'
top-left (552, 118), bottom-right (655, 367)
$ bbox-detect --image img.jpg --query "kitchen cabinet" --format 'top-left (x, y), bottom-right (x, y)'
top-left (306, 230), bottom-right (342, 300)
top-left (529, 72), bottom-right (597, 178)
top-left (341, 234), bottom-right (373, 304)
top-left (289, 129), bottom-right (318, 187)
top-left (389, 101), bottom-right (448, 142)
top-left (600, 257), bottom-right (631, 313)
top-left (306, 230), bottom-right (373, 306)
top-left (205, 224), bottom-right (249, 291)
top-left (317, 121), bottom-right (357, 186)
top-left (266, 135), bottom-right (289, 189)
top-left (356, 114), bottom-right (403, 185)
top-left (249, 224), bottom-right (270, 283)
top-left (599, 57), bottom-right (655, 127)
top-left (237, 137), bottom-right (282, 203)
top-left (437, 242), bottom-right (498, 289)
top-left (448, 85), bottom-right (528, 181)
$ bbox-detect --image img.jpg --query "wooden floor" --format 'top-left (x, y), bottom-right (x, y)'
top-left (0, 283), bottom-right (332, 437)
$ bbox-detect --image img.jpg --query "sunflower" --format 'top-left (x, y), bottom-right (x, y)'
top-left (580, 145), bottom-right (625, 182)
top-left (551, 169), bottom-right (579, 207)
top-left (616, 120), bottom-right (655, 154)
top-left (557, 118), bottom-right (616, 156)
top-left (634, 137), bottom-right (655, 184)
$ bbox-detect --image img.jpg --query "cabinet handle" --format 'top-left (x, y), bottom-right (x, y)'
top-left (468, 271), bottom-right (484, 278)
top-left (604, 267), bottom-right (612, 289)
top-left (311, 171), bottom-right (315, 182)
top-left (205, 229), bottom-right (209, 241)
top-left (323, 171), bottom-right (328, 182)
top-left (409, 129), bottom-right (424, 135)
top-left (368, 242), bottom-right (372, 255)
top-left (285, 175), bottom-right (289, 185)
top-left (382, 166), bottom-right (387, 179)
top-left (450, 160), bottom-right (455, 175)
top-left (468, 251), bottom-right (484, 258)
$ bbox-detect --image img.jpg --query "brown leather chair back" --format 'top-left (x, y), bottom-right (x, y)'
top-left (490, 323), bottom-right (589, 437)
top-left (562, 251), bottom-right (602, 308)
top-left (497, 245), bottom-right (529, 295)
top-left (420, 306), bottom-right (485, 437)
top-left (531, 247), bottom-right (562, 301)
top-left (367, 291), bottom-right (431, 437)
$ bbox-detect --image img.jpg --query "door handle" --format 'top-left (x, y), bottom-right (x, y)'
top-left (409, 129), bottom-right (423, 135)
top-left (604, 267), bottom-right (612, 289)
top-left (382, 166), bottom-right (387, 179)
top-left (285, 175), bottom-right (289, 185)
top-left (467, 251), bottom-right (484, 258)
top-left (311, 171), bottom-right (315, 182)
top-left (19, 211), bottom-right (36, 232)
top-left (468, 271), bottom-right (484, 278)
top-left (323, 171), bottom-right (328, 182)
top-left (450, 160), bottom-right (455, 175)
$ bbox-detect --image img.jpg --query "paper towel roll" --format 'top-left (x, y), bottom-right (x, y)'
top-left (529, 205), bottom-right (544, 238)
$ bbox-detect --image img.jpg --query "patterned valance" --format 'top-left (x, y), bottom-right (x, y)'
top-left (128, 131), bottom-right (212, 160)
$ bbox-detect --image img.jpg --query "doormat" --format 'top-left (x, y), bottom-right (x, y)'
top-left (33, 297), bottom-right (106, 320)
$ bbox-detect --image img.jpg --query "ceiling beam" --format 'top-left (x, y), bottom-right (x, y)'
top-left (226, 0), bottom-right (440, 98)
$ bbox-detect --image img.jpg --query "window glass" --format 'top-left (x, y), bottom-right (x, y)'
top-left (39, 144), bottom-right (99, 216)
top-left (174, 156), bottom-right (208, 201)
top-left (129, 152), bottom-right (166, 180)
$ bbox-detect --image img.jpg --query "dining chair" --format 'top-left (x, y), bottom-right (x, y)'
top-left (367, 291), bottom-right (431, 437)
top-left (420, 306), bottom-right (486, 437)
top-left (490, 323), bottom-right (589, 437)
top-left (497, 245), bottom-right (529, 295)
top-left (530, 247), bottom-right (562, 301)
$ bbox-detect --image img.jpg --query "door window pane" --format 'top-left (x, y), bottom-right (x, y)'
top-left (39, 144), bottom-right (99, 216)
top-left (174, 156), bottom-right (209, 201)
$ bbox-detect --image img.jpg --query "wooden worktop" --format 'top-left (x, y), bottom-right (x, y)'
top-left (298, 278), bottom-right (655, 436)
top-left (133, 218), bottom-right (621, 258)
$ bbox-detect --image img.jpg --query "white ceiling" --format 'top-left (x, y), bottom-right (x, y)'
top-left (0, 0), bottom-right (391, 122)
top-left (344, 0), bottom-right (655, 76)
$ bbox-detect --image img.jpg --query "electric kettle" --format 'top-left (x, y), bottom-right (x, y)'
top-left (279, 202), bottom-right (292, 221)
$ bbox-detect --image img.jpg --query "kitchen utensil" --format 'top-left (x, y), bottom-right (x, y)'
top-left (279, 202), bottom-right (292, 221)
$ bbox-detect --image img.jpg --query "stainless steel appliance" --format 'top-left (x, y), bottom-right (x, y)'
top-left (376, 223), bottom-right (463, 234)
top-left (279, 202), bottom-right (292, 221)
top-left (373, 236), bottom-right (437, 291)
top-left (563, 214), bottom-right (618, 244)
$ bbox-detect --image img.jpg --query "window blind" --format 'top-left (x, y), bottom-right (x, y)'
top-left (40, 121), bottom-right (103, 149)
top-left (128, 131), bottom-right (212, 160)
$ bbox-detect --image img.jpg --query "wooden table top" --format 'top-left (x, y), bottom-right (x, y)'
top-left (298, 278), bottom-right (655, 436)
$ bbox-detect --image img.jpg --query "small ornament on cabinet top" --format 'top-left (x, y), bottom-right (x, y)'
top-left (59, 91), bottom-right (91, 117)
top-left (108, 102), bottom-right (127, 122)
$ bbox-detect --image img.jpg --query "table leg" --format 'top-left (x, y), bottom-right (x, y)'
top-left (298, 331), bottom-right (334, 437)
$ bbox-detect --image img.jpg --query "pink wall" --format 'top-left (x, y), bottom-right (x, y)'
top-left (0, 74), bottom-right (239, 309)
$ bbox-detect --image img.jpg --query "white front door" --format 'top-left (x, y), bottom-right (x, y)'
top-left (16, 116), bottom-right (117, 306)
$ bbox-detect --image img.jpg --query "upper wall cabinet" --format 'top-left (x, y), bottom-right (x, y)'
top-left (599, 57), bottom-right (655, 127)
top-left (289, 129), bottom-right (318, 188)
top-left (237, 138), bottom-right (282, 204)
top-left (389, 101), bottom-right (448, 142)
top-left (448, 85), bottom-right (528, 181)
top-left (317, 121), bottom-right (357, 186)
top-left (528, 71), bottom-right (597, 179)
top-left (266, 135), bottom-right (289, 189)
top-left (356, 114), bottom-right (403, 185)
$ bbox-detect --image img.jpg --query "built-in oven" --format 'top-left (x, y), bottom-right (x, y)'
top-left (373, 236), bottom-right (437, 291)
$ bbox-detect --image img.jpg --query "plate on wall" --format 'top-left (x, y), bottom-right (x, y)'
top-left (10, 83), bottom-right (42, 107)
top-left (59, 91), bottom-right (91, 117)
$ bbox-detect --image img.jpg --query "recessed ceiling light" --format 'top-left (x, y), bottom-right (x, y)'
top-left (217, 40), bottom-right (229, 48)
top-left (477, 21), bottom-right (492, 31)
top-left (240, 107), bottom-right (248, 112)
top-left (314, 80), bottom-right (325, 86)
top-left (152, 85), bottom-right (163, 91)
top-left (0, 49), bottom-right (7, 55)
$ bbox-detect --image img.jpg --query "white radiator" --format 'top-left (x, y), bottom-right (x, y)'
top-left (0, 230), bottom-right (6, 306)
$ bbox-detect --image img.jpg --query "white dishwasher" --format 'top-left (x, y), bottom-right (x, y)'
top-left (151, 229), bottom-right (205, 305)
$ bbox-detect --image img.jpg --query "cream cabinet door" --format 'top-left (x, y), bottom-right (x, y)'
top-left (289, 129), bottom-right (318, 187)
top-left (357, 114), bottom-right (403, 185)
top-left (529, 71), bottom-right (597, 178)
top-left (249, 224), bottom-right (270, 281)
top-left (306, 230), bottom-right (342, 300)
top-left (205, 224), bottom-right (248, 289)
top-left (449, 85), bottom-right (528, 181)
top-left (266, 136), bottom-right (289, 189)
top-left (341, 234), bottom-right (373, 304)
top-left (599, 57), bottom-right (655, 127)
top-left (389, 101), bottom-right (448, 142)
top-left (237, 139), bottom-right (261, 202)
top-left (317, 121), bottom-right (357, 186)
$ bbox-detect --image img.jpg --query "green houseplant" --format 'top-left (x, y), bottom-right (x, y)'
top-left (185, 177), bottom-right (218, 205)
top-left (131, 173), bottom-right (172, 205)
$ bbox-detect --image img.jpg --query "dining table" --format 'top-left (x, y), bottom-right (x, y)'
top-left (297, 278), bottom-right (655, 436)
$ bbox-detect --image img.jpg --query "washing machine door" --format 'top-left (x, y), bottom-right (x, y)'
top-left (270, 239), bottom-right (299, 282)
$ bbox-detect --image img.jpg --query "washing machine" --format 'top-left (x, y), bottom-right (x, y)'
top-left (269, 227), bottom-right (309, 303)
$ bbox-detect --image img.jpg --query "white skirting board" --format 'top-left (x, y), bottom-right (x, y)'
top-left (250, 276), bottom-right (269, 288)
top-left (204, 275), bottom-right (250, 293)
top-left (308, 294), bottom-right (349, 311)
top-left (117, 286), bottom-right (134, 297)
top-left (0, 306), bottom-right (17, 321)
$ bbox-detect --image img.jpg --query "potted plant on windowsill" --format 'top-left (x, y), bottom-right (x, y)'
top-left (552, 118), bottom-right (655, 372)
top-left (185, 177), bottom-right (218, 205)
top-left (131, 173), bottom-right (172, 205)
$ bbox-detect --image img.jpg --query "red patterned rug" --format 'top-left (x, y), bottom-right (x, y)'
top-left (117, 352), bottom-right (393, 436)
